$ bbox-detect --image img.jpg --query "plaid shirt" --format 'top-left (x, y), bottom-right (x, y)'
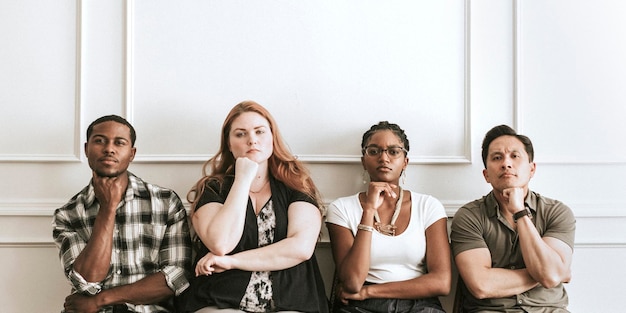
top-left (52, 172), bottom-right (192, 313)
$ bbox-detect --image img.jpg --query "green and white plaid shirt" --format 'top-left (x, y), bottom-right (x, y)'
top-left (53, 172), bottom-right (192, 313)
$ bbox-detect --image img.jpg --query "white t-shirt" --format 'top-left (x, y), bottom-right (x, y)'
top-left (326, 191), bottom-right (447, 284)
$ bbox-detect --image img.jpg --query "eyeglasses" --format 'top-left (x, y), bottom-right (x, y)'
top-left (362, 145), bottom-right (407, 159)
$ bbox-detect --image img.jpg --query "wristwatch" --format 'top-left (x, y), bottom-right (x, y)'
top-left (513, 208), bottom-right (532, 223)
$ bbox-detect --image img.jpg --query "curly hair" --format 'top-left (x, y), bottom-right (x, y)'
top-left (361, 121), bottom-right (410, 152)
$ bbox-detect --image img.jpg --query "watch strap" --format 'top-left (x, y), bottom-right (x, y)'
top-left (513, 208), bottom-right (532, 223)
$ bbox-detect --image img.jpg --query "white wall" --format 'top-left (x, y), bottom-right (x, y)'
top-left (1, 1), bottom-right (625, 312)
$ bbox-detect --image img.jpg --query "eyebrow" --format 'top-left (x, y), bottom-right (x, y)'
top-left (366, 144), bottom-right (404, 148)
top-left (233, 125), bottom-right (267, 132)
top-left (489, 149), bottom-right (522, 156)
top-left (91, 134), bottom-right (130, 142)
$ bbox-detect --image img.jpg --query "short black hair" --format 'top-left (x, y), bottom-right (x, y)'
top-left (86, 115), bottom-right (136, 147)
top-left (361, 121), bottom-right (410, 153)
top-left (481, 124), bottom-right (534, 167)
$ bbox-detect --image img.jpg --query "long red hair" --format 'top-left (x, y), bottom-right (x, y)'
top-left (187, 100), bottom-right (322, 215)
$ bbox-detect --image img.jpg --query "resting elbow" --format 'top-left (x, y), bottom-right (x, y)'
top-left (437, 279), bottom-right (452, 296)
top-left (206, 242), bottom-right (233, 256)
top-left (341, 279), bottom-right (362, 294)
top-left (537, 275), bottom-right (563, 289)
top-left (532, 268), bottom-right (570, 289)
top-left (291, 253), bottom-right (311, 264)
top-left (293, 245), bottom-right (315, 263)
top-left (465, 282), bottom-right (492, 300)
top-left (430, 273), bottom-right (452, 296)
top-left (208, 247), bottom-right (228, 256)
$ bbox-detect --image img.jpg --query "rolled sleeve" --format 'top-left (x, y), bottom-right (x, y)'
top-left (161, 265), bottom-right (190, 296)
top-left (159, 194), bottom-right (192, 295)
top-left (67, 269), bottom-right (106, 295)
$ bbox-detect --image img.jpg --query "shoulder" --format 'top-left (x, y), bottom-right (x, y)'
top-left (329, 193), bottom-right (360, 208)
top-left (326, 193), bottom-right (361, 225)
top-left (455, 195), bottom-right (491, 217)
top-left (450, 195), bottom-right (494, 231)
top-left (273, 178), bottom-right (316, 205)
top-left (532, 191), bottom-right (570, 210)
top-left (531, 191), bottom-right (575, 223)
top-left (327, 193), bottom-right (362, 215)
top-left (408, 191), bottom-right (443, 207)
top-left (407, 191), bottom-right (447, 226)
top-left (130, 173), bottom-right (179, 199)
top-left (55, 184), bottom-right (92, 215)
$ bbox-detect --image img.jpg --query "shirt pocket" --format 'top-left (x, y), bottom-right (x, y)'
top-left (131, 224), bottom-right (167, 271)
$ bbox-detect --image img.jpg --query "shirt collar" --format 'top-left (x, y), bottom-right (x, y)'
top-left (84, 171), bottom-right (140, 208)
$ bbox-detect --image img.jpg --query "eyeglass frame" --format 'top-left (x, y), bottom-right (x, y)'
top-left (361, 145), bottom-right (408, 159)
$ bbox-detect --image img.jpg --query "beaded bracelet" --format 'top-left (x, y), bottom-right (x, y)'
top-left (357, 224), bottom-right (375, 232)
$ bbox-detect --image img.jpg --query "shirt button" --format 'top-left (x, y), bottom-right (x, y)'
top-left (116, 270), bottom-right (121, 275)
top-left (518, 300), bottom-right (523, 304)
top-left (116, 249), bottom-right (120, 253)
top-left (510, 266), bottom-right (516, 269)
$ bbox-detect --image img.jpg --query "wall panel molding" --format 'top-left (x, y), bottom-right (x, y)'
top-left (132, 153), bottom-right (473, 164)
top-left (0, 0), bottom-right (82, 163)
top-left (3, 199), bottom-right (621, 218)
top-left (5, 199), bottom-right (617, 246)
top-left (514, 0), bottom-right (626, 165)
top-left (124, 0), bottom-right (471, 165)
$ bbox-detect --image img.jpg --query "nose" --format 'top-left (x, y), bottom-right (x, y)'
top-left (248, 134), bottom-right (258, 145)
top-left (501, 156), bottom-right (512, 168)
top-left (103, 141), bottom-right (116, 154)
top-left (378, 150), bottom-right (391, 161)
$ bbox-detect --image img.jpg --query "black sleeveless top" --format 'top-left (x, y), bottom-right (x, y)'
top-left (181, 176), bottom-right (328, 313)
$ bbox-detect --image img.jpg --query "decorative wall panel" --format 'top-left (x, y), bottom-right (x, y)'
top-left (516, 0), bottom-right (626, 164)
top-left (0, 0), bottom-right (80, 162)
top-left (128, 0), bottom-right (469, 164)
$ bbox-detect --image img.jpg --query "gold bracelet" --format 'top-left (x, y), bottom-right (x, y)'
top-left (357, 224), bottom-right (374, 232)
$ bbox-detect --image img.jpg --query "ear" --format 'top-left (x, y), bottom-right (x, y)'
top-left (482, 168), bottom-right (490, 183)
top-left (529, 162), bottom-right (536, 179)
top-left (129, 147), bottom-right (137, 162)
top-left (84, 142), bottom-right (88, 157)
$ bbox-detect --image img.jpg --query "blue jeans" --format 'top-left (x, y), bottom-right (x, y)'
top-left (338, 297), bottom-right (445, 313)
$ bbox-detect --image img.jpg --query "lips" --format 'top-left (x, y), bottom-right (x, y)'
top-left (377, 166), bottom-right (393, 172)
top-left (99, 157), bottom-right (118, 165)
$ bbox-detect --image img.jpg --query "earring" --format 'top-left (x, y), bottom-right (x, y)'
top-left (401, 169), bottom-right (406, 186)
top-left (362, 170), bottom-right (369, 184)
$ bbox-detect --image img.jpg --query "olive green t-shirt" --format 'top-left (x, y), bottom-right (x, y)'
top-left (450, 191), bottom-right (576, 313)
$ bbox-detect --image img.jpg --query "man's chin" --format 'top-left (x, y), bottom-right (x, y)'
top-left (94, 170), bottom-right (123, 178)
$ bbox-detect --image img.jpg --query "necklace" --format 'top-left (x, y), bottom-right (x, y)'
top-left (250, 179), bottom-right (269, 193)
top-left (373, 186), bottom-right (403, 236)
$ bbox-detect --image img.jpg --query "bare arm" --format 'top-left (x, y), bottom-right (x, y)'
top-left (501, 188), bottom-right (573, 288)
top-left (64, 272), bottom-right (174, 313)
top-left (195, 201), bottom-right (321, 275)
top-left (329, 184), bottom-right (397, 293)
top-left (517, 216), bottom-right (573, 287)
top-left (193, 158), bottom-right (258, 256)
top-left (326, 220), bottom-right (372, 293)
top-left (72, 174), bottom-right (126, 281)
top-left (455, 247), bottom-right (538, 299)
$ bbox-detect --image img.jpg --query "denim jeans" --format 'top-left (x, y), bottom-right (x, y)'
top-left (338, 297), bottom-right (445, 313)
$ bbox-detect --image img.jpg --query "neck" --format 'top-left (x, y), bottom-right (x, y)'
top-left (373, 186), bottom-right (403, 236)
top-left (250, 176), bottom-right (270, 193)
